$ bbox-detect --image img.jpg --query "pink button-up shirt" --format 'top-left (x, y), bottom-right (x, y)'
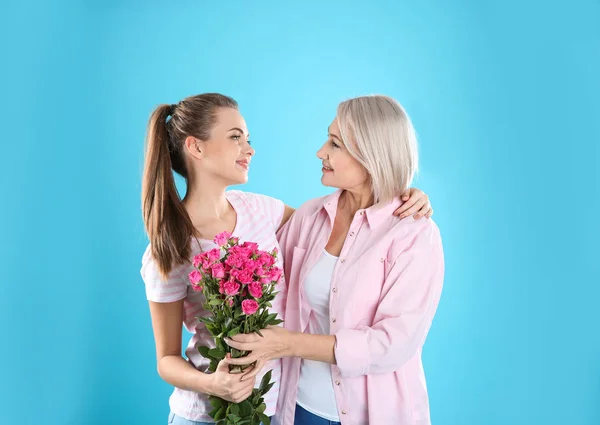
top-left (274, 190), bottom-right (445, 425)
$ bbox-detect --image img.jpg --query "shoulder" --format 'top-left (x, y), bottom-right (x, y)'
top-left (387, 217), bottom-right (443, 259)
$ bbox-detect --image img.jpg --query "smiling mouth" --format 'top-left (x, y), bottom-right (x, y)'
top-left (322, 165), bottom-right (333, 172)
top-left (236, 160), bottom-right (250, 170)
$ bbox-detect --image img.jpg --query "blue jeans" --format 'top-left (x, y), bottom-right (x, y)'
top-left (168, 411), bottom-right (271, 425)
top-left (294, 404), bottom-right (341, 425)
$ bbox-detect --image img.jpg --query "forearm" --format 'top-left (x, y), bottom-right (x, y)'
top-left (157, 355), bottom-right (213, 395)
top-left (287, 332), bottom-right (337, 364)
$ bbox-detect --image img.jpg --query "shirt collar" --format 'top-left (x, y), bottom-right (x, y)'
top-left (317, 189), bottom-right (403, 230)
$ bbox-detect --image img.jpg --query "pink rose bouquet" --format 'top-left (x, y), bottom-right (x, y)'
top-left (189, 231), bottom-right (283, 425)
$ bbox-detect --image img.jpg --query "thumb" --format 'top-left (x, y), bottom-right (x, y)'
top-left (216, 355), bottom-right (231, 372)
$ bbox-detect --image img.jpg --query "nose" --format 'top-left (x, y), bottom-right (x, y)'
top-left (245, 141), bottom-right (255, 157)
top-left (316, 143), bottom-right (327, 159)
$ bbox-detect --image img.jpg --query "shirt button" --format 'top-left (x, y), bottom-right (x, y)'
top-left (341, 410), bottom-right (347, 415)
top-left (332, 288), bottom-right (337, 293)
top-left (380, 257), bottom-right (385, 262)
top-left (349, 231), bottom-right (355, 236)
top-left (332, 318), bottom-right (336, 323)
top-left (340, 259), bottom-right (346, 263)
top-left (359, 211), bottom-right (364, 215)
top-left (335, 381), bottom-right (340, 385)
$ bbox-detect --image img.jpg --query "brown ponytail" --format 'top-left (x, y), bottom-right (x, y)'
top-left (142, 94), bottom-right (238, 278)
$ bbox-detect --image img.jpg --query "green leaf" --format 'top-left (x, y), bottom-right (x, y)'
top-left (230, 403), bottom-right (240, 416)
top-left (198, 346), bottom-right (211, 358)
top-left (228, 414), bottom-right (240, 423)
top-left (254, 329), bottom-right (263, 337)
top-left (238, 400), bottom-right (252, 416)
top-left (256, 403), bottom-right (266, 414)
top-left (208, 347), bottom-right (226, 359)
top-left (209, 298), bottom-right (223, 306)
top-left (251, 414), bottom-right (261, 425)
top-left (259, 370), bottom-right (272, 392)
top-left (228, 327), bottom-right (241, 337)
top-left (209, 396), bottom-right (226, 409)
top-left (196, 316), bottom-right (213, 324)
top-left (258, 413), bottom-right (271, 425)
top-left (261, 382), bottom-right (274, 395)
top-left (216, 338), bottom-right (228, 352)
top-left (213, 407), bottom-right (226, 421)
top-left (268, 319), bottom-right (284, 326)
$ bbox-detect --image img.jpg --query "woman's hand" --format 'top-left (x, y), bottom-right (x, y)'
top-left (224, 326), bottom-right (292, 380)
top-left (208, 357), bottom-right (257, 403)
top-left (395, 188), bottom-right (433, 219)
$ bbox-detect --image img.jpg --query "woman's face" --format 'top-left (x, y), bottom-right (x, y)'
top-left (316, 118), bottom-right (370, 193)
top-left (188, 107), bottom-right (255, 186)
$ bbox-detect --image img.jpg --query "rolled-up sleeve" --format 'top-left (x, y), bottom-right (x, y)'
top-left (334, 222), bottom-right (444, 378)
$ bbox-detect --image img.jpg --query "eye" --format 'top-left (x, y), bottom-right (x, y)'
top-left (247, 140), bottom-right (252, 146)
top-left (231, 134), bottom-right (241, 141)
top-left (331, 139), bottom-right (340, 149)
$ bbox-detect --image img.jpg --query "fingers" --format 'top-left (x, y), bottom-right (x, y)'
top-left (227, 353), bottom-right (259, 366)
top-left (241, 359), bottom-right (267, 381)
top-left (229, 333), bottom-right (260, 343)
top-left (225, 337), bottom-right (253, 352)
top-left (414, 202), bottom-right (432, 220)
top-left (215, 357), bottom-right (231, 372)
top-left (398, 198), bottom-right (427, 218)
top-left (425, 207), bottom-right (434, 219)
top-left (400, 188), bottom-right (412, 201)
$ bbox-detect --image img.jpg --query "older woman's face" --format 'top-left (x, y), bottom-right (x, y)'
top-left (316, 118), bottom-right (370, 193)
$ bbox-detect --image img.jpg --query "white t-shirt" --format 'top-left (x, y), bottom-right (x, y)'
top-left (296, 249), bottom-right (340, 421)
top-left (141, 190), bottom-right (285, 422)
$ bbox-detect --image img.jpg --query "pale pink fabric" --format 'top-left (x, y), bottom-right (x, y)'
top-left (274, 190), bottom-right (444, 425)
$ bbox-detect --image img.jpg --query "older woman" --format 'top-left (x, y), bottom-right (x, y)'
top-left (225, 95), bottom-right (444, 425)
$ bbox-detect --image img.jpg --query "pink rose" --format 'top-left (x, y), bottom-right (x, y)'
top-left (226, 298), bottom-right (234, 307)
top-left (188, 270), bottom-right (202, 286)
top-left (225, 254), bottom-right (244, 269)
top-left (211, 263), bottom-right (225, 279)
top-left (241, 242), bottom-right (259, 252)
top-left (232, 268), bottom-right (254, 285)
top-left (243, 259), bottom-right (259, 273)
top-left (242, 299), bottom-right (259, 315)
top-left (268, 267), bottom-right (282, 282)
top-left (207, 248), bottom-right (221, 263)
top-left (257, 252), bottom-right (272, 266)
top-left (214, 231), bottom-right (232, 247)
top-left (192, 253), bottom-right (204, 268)
top-left (223, 280), bottom-right (241, 296)
top-left (248, 281), bottom-right (263, 299)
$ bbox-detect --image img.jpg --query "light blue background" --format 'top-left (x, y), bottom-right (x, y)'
top-left (1, 1), bottom-right (599, 424)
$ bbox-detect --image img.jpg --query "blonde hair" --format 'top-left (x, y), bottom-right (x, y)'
top-left (336, 95), bottom-right (418, 204)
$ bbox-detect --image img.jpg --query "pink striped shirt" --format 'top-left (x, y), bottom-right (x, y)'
top-left (141, 190), bottom-right (285, 422)
top-left (274, 190), bottom-right (444, 425)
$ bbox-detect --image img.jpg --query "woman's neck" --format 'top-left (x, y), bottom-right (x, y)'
top-left (183, 178), bottom-right (231, 228)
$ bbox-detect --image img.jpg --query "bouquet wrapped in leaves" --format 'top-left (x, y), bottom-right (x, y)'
top-left (188, 231), bottom-right (283, 425)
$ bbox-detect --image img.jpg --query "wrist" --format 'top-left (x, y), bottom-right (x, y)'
top-left (285, 331), bottom-right (300, 357)
top-left (197, 370), bottom-right (216, 396)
